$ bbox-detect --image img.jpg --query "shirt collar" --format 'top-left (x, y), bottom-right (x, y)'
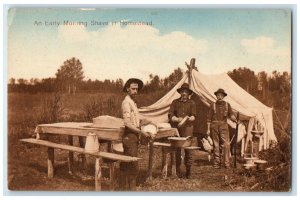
top-left (125, 95), bottom-right (136, 104)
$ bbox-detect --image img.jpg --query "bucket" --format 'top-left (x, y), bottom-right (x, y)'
top-left (254, 160), bottom-right (268, 170)
top-left (85, 132), bottom-right (99, 153)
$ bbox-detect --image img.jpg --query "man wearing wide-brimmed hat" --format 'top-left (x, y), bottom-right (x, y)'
top-left (168, 83), bottom-right (196, 178)
top-left (207, 88), bottom-right (237, 169)
top-left (120, 78), bottom-right (153, 190)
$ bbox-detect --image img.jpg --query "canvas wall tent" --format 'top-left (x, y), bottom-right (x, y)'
top-left (139, 69), bottom-right (277, 151)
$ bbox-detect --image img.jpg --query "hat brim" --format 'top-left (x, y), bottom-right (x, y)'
top-left (214, 91), bottom-right (227, 96)
top-left (177, 87), bottom-right (193, 94)
top-left (123, 78), bottom-right (144, 92)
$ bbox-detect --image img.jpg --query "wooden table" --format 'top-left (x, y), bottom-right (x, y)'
top-left (34, 122), bottom-right (178, 178)
top-left (153, 142), bottom-right (201, 179)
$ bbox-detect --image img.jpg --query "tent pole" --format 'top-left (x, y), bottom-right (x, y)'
top-left (186, 58), bottom-right (196, 87)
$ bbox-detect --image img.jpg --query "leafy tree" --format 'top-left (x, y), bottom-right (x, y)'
top-left (55, 57), bottom-right (84, 94)
top-left (228, 67), bottom-right (258, 94)
top-left (163, 67), bottom-right (183, 89)
top-left (9, 78), bottom-right (16, 85)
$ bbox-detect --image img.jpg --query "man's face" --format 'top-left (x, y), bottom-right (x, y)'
top-left (180, 89), bottom-right (190, 101)
top-left (216, 93), bottom-right (225, 101)
top-left (127, 83), bottom-right (139, 98)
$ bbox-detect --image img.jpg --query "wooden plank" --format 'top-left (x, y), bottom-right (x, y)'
top-left (47, 147), bottom-right (54, 178)
top-left (20, 138), bottom-right (140, 162)
top-left (155, 128), bottom-right (179, 139)
top-left (36, 125), bottom-right (124, 141)
top-left (153, 142), bottom-right (201, 150)
top-left (36, 123), bottom-right (177, 141)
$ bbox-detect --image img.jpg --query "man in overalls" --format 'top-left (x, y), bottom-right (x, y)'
top-left (120, 78), bottom-right (153, 190)
top-left (169, 83), bottom-right (196, 178)
top-left (207, 88), bottom-right (237, 169)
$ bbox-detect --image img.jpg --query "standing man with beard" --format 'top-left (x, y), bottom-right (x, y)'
top-left (120, 78), bottom-right (153, 191)
top-left (169, 83), bottom-right (196, 179)
top-left (207, 88), bottom-right (237, 169)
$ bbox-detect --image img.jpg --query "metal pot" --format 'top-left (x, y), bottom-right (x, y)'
top-left (168, 136), bottom-right (192, 147)
top-left (85, 132), bottom-right (99, 153)
top-left (254, 160), bottom-right (268, 170)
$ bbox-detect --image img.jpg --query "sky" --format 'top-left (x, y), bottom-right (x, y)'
top-left (7, 7), bottom-right (292, 82)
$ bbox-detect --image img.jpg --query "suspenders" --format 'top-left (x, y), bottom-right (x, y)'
top-left (213, 101), bottom-right (228, 117)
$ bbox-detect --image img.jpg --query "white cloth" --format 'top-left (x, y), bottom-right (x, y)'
top-left (121, 95), bottom-right (140, 128)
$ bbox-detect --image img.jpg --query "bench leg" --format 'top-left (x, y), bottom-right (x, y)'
top-left (95, 158), bottom-right (102, 191)
top-left (161, 147), bottom-right (168, 179)
top-left (109, 162), bottom-right (116, 190)
top-left (47, 147), bottom-right (54, 178)
top-left (147, 140), bottom-right (154, 181)
top-left (107, 141), bottom-right (113, 152)
top-left (68, 136), bottom-right (74, 175)
top-left (170, 151), bottom-right (177, 177)
top-left (78, 136), bottom-right (87, 172)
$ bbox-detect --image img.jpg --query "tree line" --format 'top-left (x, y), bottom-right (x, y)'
top-left (8, 57), bottom-right (291, 110)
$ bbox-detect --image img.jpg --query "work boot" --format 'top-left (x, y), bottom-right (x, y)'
top-left (186, 166), bottom-right (191, 179)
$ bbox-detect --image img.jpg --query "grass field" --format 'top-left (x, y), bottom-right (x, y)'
top-left (7, 92), bottom-right (291, 192)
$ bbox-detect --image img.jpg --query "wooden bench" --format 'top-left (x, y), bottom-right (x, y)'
top-left (20, 138), bottom-right (140, 191)
top-left (153, 142), bottom-right (201, 178)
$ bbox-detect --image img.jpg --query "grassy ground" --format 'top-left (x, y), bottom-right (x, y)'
top-left (7, 92), bottom-right (291, 192)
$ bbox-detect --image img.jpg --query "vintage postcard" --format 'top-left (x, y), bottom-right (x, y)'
top-left (6, 6), bottom-right (292, 193)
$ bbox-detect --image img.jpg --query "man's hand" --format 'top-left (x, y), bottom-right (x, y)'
top-left (177, 117), bottom-right (183, 122)
top-left (206, 122), bottom-right (211, 136)
top-left (171, 116), bottom-right (183, 123)
top-left (188, 116), bottom-right (195, 122)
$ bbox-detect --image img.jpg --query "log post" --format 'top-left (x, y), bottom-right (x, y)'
top-left (95, 157), bottom-right (102, 191)
top-left (47, 147), bottom-right (54, 178)
top-left (68, 135), bottom-right (74, 174)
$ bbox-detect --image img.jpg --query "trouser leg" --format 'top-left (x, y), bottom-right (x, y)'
top-left (119, 134), bottom-right (138, 190)
top-left (211, 124), bottom-right (221, 167)
top-left (119, 171), bottom-right (128, 191)
top-left (220, 123), bottom-right (230, 167)
top-left (184, 149), bottom-right (193, 178)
